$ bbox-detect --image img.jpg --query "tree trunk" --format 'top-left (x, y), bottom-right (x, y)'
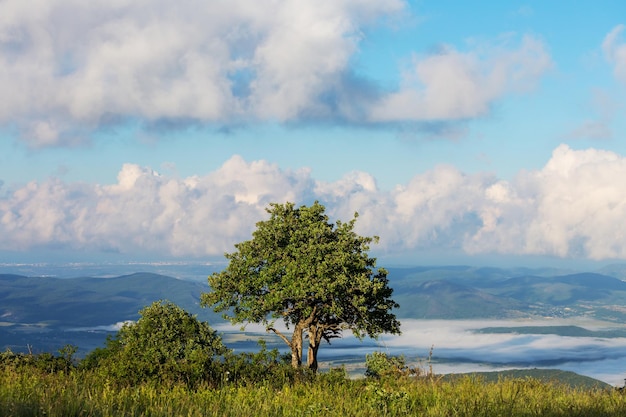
top-left (307, 325), bottom-right (323, 372)
top-left (268, 323), bottom-right (304, 368)
top-left (291, 325), bottom-right (303, 368)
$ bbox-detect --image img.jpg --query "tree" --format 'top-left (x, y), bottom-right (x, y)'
top-left (83, 300), bottom-right (228, 386)
top-left (201, 201), bottom-right (401, 371)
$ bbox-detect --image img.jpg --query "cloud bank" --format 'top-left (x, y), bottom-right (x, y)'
top-left (382, 319), bottom-right (626, 386)
top-left (3, 144), bottom-right (626, 261)
top-left (217, 318), bottom-right (626, 386)
top-left (385, 319), bottom-right (626, 365)
top-left (0, 0), bottom-right (552, 147)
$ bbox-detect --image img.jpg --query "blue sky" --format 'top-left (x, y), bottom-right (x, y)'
top-left (1, 0), bottom-right (625, 267)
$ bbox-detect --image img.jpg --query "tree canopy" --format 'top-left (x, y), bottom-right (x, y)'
top-left (201, 201), bottom-right (400, 371)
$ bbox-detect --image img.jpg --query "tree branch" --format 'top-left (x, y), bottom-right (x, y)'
top-left (302, 305), bottom-right (318, 327)
top-left (267, 327), bottom-right (291, 346)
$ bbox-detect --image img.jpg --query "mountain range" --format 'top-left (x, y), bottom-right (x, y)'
top-left (389, 266), bottom-right (626, 321)
top-left (4, 265), bottom-right (626, 326)
top-left (3, 264), bottom-right (626, 354)
top-left (0, 272), bottom-right (218, 326)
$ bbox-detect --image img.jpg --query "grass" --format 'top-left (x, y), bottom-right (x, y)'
top-left (442, 368), bottom-right (612, 390)
top-left (2, 366), bottom-right (626, 417)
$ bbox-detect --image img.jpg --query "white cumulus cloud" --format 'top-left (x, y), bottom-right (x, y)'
top-left (0, 0), bottom-right (405, 147)
top-left (465, 145), bottom-right (626, 260)
top-left (368, 35), bottom-right (552, 121)
top-left (0, 156), bottom-right (315, 257)
top-left (0, 0), bottom-right (555, 147)
top-left (3, 145), bottom-right (626, 261)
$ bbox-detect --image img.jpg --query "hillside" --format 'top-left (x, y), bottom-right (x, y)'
top-left (0, 272), bottom-right (226, 355)
top-left (0, 272), bottom-right (218, 327)
top-left (388, 267), bottom-right (626, 321)
top-left (2, 266), bottom-right (626, 386)
top-left (476, 325), bottom-right (626, 338)
top-left (393, 279), bottom-right (529, 319)
top-left (5, 266), bottom-right (626, 324)
top-left (442, 368), bottom-right (612, 390)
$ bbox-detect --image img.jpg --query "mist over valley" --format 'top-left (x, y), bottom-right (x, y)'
top-left (3, 263), bottom-right (626, 386)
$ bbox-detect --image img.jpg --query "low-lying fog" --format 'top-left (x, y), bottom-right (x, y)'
top-left (216, 318), bottom-right (626, 387)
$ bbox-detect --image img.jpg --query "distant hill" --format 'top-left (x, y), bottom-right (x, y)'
top-left (5, 267), bottom-right (626, 327)
top-left (387, 267), bottom-right (626, 321)
top-left (597, 263), bottom-right (626, 280)
top-left (394, 279), bottom-right (530, 319)
top-left (3, 264), bottom-right (626, 383)
top-left (442, 368), bottom-right (612, 390)
top-left (476, 325), bottom-right (626, 338)
top-left (0, 272), bottom-right (220, 327)
top-left (494, 273), bottom-right (626, 305)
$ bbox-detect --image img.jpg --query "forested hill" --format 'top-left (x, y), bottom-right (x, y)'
top-left (4, 265), bottom-right (626, 326)
top-left (442, 369), bottom-right (612, 390)
top-left (0, 272), bottom-right (219, 327)
top-left (387, 266), bottom-right (626, 321)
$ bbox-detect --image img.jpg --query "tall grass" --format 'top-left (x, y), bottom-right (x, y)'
top-left (2, 366), bottom-right (626, 416)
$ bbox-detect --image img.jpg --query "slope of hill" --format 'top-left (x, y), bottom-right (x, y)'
top-left (492, 273), bottom-right (626, 305)
top-left (394, 279), bottom-right (530, 319)
top-left (476, 325), bottom-right (626, 338)
top-left (2, 265), bottom-right (626, 387)
top-left (387, 267), bottom-right (626, 321)
top-left (0, 272), bottom-right (219, 327)
top-left (5, 266), bottom-right (626, 326)
top-left (0, 272), bottom-right (226, 355)
top-left (442, 369), bottom-right (612, 390)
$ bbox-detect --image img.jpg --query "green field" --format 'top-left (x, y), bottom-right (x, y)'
top-left (2, 365), bottom-right (626, 417)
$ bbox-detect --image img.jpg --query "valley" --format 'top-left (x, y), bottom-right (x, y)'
top-left (3, 263), bottom-right (626, 385)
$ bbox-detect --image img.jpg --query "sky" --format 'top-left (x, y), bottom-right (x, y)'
top-left (1, 0), bottom-right (626, 267)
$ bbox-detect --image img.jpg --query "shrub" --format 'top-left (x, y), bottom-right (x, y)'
top-left (365, 351), bottom-right (411, 379)
top-left (83, 300), bottom-right (228, 387)
top-left (219, 340), bottom-right (300, 387)
top-left (0, 345), bottom-right (77, 374)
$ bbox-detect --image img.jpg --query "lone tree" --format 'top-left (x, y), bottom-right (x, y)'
top-left (201, 201), bottom-right (401, 371)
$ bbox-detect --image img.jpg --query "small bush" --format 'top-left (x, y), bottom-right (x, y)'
top-left (0, 345), bottom-right (77, 374)
top-left (365, 351), bottom-right (410, 379)
top-left (219, 340), bottom-right (296, 387)
top-left (83, 300), bottom-right (228, 388)
top-left (317, 366), bottom-right (348, 385)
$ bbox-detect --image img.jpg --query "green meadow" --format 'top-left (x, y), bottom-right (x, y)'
top-left (2, 362), bottom-right (626, 417)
